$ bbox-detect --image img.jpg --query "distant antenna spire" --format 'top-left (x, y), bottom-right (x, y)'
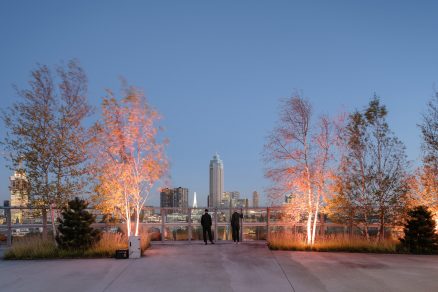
top-left (193, 192), bottom-right (198, 208)
top-left (18, 155), bottom-right (24, 169)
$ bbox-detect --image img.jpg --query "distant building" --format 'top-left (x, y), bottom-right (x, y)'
top-left (221, 191), bottom-right (240, 208)
top-left (227, 192), bottom-right (240, 201)
top-left (0, 209), bottom-right (5, 224)
top-left (220, 191), bottom-right (240, 208)
top-left (9, 166), bottom-right (29, 224)
top-left (192, 192), bottom-right (198, 208)
top-left (252, 191), bottom-right (259, 208)
top-left (285, 194), bottom-right (295, 204)
top-left (222, 191), bottom-right (248, 209)
top-left (160, 187), bottom-right (189, 212)
top-left (209, 153), bottom-right (224, 208)
top-left (235, 198), bottom-right (249, 209)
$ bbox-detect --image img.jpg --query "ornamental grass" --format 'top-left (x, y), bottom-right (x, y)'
top-left (268, 232), bottom-right (398, 253)
top-left (4, 230), bottom-right (151, 260)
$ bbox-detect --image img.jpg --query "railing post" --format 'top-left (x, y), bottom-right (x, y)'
top-left (266, 207), bottom-right (270, 242)
top-left (4, 201), bottom-right (12, 247)
top-left (42, 208), bottom-right (48, 240)
top-left (240, 208), bottom-right (244, 242)
top-left (214, 208), bottom-right (218, 242)
top-left (188, 208), bottom-right (192, 243)
top-left (161, 209), bottom-right (165, 243)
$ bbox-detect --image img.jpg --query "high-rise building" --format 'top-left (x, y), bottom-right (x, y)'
top-left (160, 187), bottom-right (189, 212)
top-left (221, 191), bottom-right (240, 208)
top-left (235, 198), bottom-right (249, 209)
top-left (208, 153), bottom-right (224, 208)
top-left (252, 191), bottom-right (259, 208)
top-left (9, 167), bottom-right (29, 224)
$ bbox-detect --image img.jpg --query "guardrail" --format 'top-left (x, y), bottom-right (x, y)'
top-left (0, 205), bottom-right (396, 247)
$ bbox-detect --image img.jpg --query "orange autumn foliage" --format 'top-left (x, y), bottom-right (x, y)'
top-left (90, 85), bottom-right (168, 236)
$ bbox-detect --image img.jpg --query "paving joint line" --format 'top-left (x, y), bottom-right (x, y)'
top-left (270, 249), bottom-right (296, 292)
top-left (102, 259), bottom-right (134, 292)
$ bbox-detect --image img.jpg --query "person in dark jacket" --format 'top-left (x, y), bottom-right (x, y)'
top-left (201, 209), bottom-right (214, 245)
top-left (231, 209), bottom-right (243, 244)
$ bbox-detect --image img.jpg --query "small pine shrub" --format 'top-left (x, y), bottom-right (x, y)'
top-left (399, 205), bottom-right (438, 254)
top-left (56, 197), bottom-right (101, 250)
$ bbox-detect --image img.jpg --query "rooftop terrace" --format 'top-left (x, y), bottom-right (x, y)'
top-left (1, 242), bottom-right (437, 292)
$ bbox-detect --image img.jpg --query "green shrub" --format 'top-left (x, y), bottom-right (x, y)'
top-left (56, 197), bottom-right (101, 250)
top-left (398, 205), bottom-right (438, 254)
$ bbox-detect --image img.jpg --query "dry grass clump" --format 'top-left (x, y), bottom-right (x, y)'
top-left (138, 228), bottom-right (151, 253)
top-left (4, 230), bottom-right (151, 259)
top-left (268, 232), bottom-right (398, 253)
top-left (4, 235), bottom-right (57, 259)
top-left (85, 232), bottom-right (128, 257)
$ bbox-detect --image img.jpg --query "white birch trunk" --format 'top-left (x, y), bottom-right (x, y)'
top-left (311, 196), bottom-right (320, 245)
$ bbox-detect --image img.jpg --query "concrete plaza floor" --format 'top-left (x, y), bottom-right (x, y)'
top-left (0, 242), bottom-right (437, 292)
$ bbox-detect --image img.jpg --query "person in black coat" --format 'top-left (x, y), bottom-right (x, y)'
top-left (201, 209), bottom-right (214, 245)
top-left (231, 209), bottom-right (243, 244)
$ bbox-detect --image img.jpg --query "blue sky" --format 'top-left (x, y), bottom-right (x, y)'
top-left (1, 0), bottom-right (437, 206)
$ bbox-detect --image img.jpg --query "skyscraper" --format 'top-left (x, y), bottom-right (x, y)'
top-left (209, 153), bottom-right (224, 208)
top-left (221, 191), bottom-right (240, 208)
top-left (252, 191), bottom-right (259, 208)
top-left (9, 166), bottom-right (29, 224)
top-left (235, 198), bottom-right (249, 209)
top-left (160, 187), bottom-right (189, 212)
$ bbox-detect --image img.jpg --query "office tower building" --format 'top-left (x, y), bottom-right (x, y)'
top-left (252, 191), bottom-right (259, 208)
top-left (160, 187), bottom-right (189, 212)
top-left (9, 166), bottom-right (29, 224)
top-left (221, 191), bottom-right (240, 208)
top-left (235, 198), bottom-right (249, 209)
top-left (209, 153), bottom-right (224, 208)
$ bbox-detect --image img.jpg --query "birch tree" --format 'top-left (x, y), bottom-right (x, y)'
top-left (90, 85), bottom-right (167, 237)
top-left (410, 93), bottom-right (438, 220)
top-left (264, 94), bottom-right (335, 245)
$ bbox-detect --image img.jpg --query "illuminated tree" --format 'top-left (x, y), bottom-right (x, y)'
top-left (326, 111), bottom-right (375, 239)
top-left (264, 94), bottom-right (336, 245)
top-left (90, 85), bottom-right (167, 237)
top-left (420, 92), bottom-right (438, 169)
top-left (409, 93), bottom-right (438, 220)
top-left (327, 96), bottom-right (408, 241)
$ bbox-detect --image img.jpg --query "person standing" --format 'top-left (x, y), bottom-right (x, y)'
top-left (201, 209), bottom-right (214, 245)
top-left (231, 209), bottom-right (243, 244)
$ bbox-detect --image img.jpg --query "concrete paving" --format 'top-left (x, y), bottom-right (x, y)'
top-left (0, 242), bottom-right (437, 292)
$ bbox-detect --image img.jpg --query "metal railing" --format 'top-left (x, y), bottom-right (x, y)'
top-left (0, 203), bottom-right (397, 247)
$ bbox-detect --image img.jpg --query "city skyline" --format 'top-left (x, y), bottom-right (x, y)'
top-left (0, 3), bottom-right (437, 290)
top-left (1, 1), bottom-right (438, 207)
